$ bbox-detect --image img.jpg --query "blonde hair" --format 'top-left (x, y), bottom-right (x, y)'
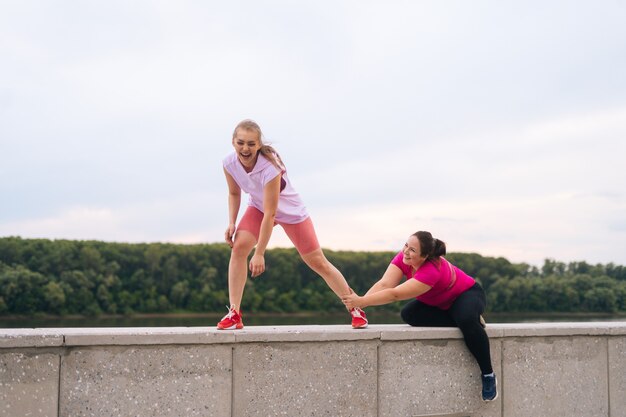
top-left (233, 119), bottom-right (285, 171)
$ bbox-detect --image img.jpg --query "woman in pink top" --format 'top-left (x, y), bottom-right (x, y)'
top-left (341, 231), bottom-right (497, 402)
top-left (217, 119), bottom-right (368, 330)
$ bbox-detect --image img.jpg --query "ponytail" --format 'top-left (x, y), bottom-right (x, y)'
top-left (431, 238), bottom-right (446, 258)
top-left (259, 145), bottom-right (286, 172)
top-left (413, 231), bottom-right (446, 260)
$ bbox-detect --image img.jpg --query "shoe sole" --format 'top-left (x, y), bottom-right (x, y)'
top-left (483, 391), bottom-right (498, 402)
top-left (352, 323), bottom-right (368, 329)
top-left (217, 323), bottom-right (244, 330)
top-left (482, 377), bottom-right (498, 402)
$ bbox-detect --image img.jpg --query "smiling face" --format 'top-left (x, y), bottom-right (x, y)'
top-left (232, 127), bottom-right (261, 171)
top-left (402, 235), bottom-right (426, 268)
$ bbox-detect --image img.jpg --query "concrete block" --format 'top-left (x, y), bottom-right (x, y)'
top-left (609, 322), bottom-right (626, 335)
top-left (0, 329), bottom-right (64, 348)
top-left (60, 345), bottom-right (231, 417)
top-left (232, 341), bottom-right (377, 417)
top-left (609, 336), bottom-right (626, 417)
top-left (502, 336), bottom-right (608, 417)
top-left (378, 339), bottom-right (501, 417)
top-left (233, 325), bottom-right (381, 343)
top-left (61, 327), bottom-right (235, 346)
top-left (380, 326), bottom-right (464, 341)
top-left (381, 325), bottom-right (504, 342)
top-left (0, 351), bottom-right (59, 417)
top-left (499, 322), bottom-right (615, 337)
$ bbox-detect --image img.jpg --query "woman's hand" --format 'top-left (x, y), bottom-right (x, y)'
top-left (249, 253), bottom-right (265, 277)
top-left (224, 224), bottom-right (236, 248)
top-left (341, 291), bottom-right (363, 309)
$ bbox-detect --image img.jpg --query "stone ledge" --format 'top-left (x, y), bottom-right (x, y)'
top-left (2, 322), bottom-right (625, 348)
top-left (0, 329), bottom-right (65, 348)
top-left (497, 321), bottom-right (626, 337)
top-left (2, 322), bottom-right (625, 417)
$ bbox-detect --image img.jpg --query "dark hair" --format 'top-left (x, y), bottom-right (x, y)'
top-left (413, 231), bottom-right (446, 260)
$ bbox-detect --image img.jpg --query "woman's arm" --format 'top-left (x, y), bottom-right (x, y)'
top-left (249, 174), bottom-right (281, 277)
top-left (342, 278), bottom-right (431, 309)
top-left (223, 169), bottom-right (241, 248)
top-left (364, 264), bottom-right (405, 296)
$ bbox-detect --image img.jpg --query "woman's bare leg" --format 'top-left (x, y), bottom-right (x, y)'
top-left (228, 230), bottom-right (256, 311)
top-left (300, 248), bottom-right (351, 300)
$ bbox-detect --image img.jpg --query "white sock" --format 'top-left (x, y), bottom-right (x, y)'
top-left (483, 372), bottom-right (495, 378)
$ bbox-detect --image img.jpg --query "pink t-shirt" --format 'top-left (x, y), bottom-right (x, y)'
top-left (223, 152), bottom-right (309, 224)
top-left (391, 251), bottom-right (476, 310)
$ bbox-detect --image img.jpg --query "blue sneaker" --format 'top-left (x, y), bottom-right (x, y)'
top-left (481, 373), bottom-right (497, 401)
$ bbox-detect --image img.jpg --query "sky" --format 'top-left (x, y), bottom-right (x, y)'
top-left (1, 1), bottom-right (625, 266)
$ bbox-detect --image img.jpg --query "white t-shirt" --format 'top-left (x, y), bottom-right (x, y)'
top-left (223, 152), bottom-right (309, 224)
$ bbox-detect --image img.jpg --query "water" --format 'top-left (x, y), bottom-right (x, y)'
top-left (1, 311), bottom-right (625, 329)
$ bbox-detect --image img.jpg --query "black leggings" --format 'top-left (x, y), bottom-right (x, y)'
top-left (400, 283), bottom-right (493, 375)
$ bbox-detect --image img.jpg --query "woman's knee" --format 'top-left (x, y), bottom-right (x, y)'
top-left (302, 250), bottom-right (332, 274)
top-left (231, 233), bottom-right (255, 258)
top-left (400, 304), bottom-right (419, 326)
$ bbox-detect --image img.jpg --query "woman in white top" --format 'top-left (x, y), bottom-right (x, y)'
top-left (217, 119), bottom-right (368, 330)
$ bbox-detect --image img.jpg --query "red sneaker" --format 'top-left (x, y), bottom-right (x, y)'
top-left (217, 305), bottom-right (244, 330)
top-left (350, 307), bottom-right (368, 329)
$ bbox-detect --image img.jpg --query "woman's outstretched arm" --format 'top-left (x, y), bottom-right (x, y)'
top-left (364, 264), bottom-right (404, 296)
top-left (343, 278), bottom-right (431, 309)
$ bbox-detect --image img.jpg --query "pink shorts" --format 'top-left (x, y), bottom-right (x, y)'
top-left (236, 206), bottom-right (320, 255)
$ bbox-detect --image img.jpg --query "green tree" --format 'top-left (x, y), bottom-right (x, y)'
top-left (583, 287), bottom-right (618, 312)
top-left (0, 264), bottom-right (46, 314)
top-left (1, 237), bottom-right (625, 316)
top-left (96, 283), bottom-right (116, 314)
top-left (80, 246), bottom-right (104, 273)
top-left (43, 281), bottom-right (66, 314)
top-left (59, 270), bottom-right (96, 314)
top-left (170, 280), bottom-right (190, 308)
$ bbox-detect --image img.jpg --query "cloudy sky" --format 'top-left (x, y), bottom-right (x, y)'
top-left (1, 1), bottom-right (625, 266)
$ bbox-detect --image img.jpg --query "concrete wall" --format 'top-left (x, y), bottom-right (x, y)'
top-left (1, 322), bottom-right (625, 417)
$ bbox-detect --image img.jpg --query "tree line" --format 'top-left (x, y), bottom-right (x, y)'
top-left (0, 237), bottom-right (625, 316)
